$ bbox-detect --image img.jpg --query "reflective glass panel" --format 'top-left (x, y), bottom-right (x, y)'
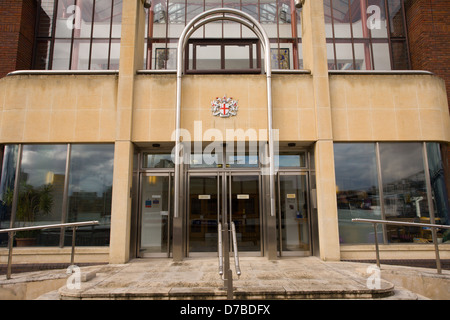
top-left (189, 176), bottom-right (219, 252)
top-left (66, 144), bottom-right (114, 246)
top-left (426, 143), bottom-right (450, 234)
top-left (140, 175), bottom-right (170, 254)
top-left (143, 154), bottom-right (175, 168)
top-left (334, 143), bottom-right (382, 244)
top-left (279, 175), bottom-right (309, 252)
top-left (276, 154), bottom-right (306, 168)
top-left (15, 145), bottom-right (67, 246)
top-left (379, 143), bottom-right (430, 243)
top-left (35, 0), bottom-right (122, 70)
top-left (0, 145), bottom-right (19, 247)
top-left (231, 175), bottom-right (260, 252)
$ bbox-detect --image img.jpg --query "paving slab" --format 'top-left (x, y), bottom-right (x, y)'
top-left (3, 256), bottom-right (447, 300)
top-left (56, 257), bottom-right (398, 300)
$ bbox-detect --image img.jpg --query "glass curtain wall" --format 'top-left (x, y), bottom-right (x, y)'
top-left (0, 144), bottom-right (114, 247)
top-left (335, 142), bottom-right (450, 245)
top-left (0, 146), bottom-right (19, 247)
top-left (324, 0), bottom-right (410, 70)
top-left (145, 0), bottom-right (303, 71)
top-left (33, 0), bottom-right (123, 70)
top-left (334, 143), bottom-right (382, 244)
top-left (66, 144), bottom-right (114, 246)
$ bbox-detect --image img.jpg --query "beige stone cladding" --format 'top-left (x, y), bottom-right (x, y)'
top-left (329, 74), bottom-right (450, 142)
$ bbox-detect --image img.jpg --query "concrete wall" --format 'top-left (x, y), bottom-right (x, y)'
top-left (0, 73), bottom-right (448, 145)
top-left (330, 74), bottom-right (450, 142)
top-left (0, 74), bottom-right (118, 143)
top-left (132, 74), bottom-right (317, 142)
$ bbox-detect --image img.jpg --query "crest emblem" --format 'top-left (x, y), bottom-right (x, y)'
top-left (211, 96), bottom-right (238, 118)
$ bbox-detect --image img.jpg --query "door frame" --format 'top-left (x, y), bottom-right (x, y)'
top-left (137, 171), bottom-right (173, 258)
top-left (186, 170), bottom-right (263, 257)
top-left (276, 171), bottom-right (312, 257)
top-left (186, 171), bottom-right (221, 257)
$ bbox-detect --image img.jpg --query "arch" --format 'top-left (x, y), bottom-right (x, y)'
top-left (173, 8), bottom-right (276, 225)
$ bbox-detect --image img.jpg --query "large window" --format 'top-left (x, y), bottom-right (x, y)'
top-left (0, 144), bottom-right (114, 247)
top-left (324, 0), bottom-right (410, 70)
top-left (334, 143), bottom-right (382, 244)
top-left (145, 0), bottom-right (303, 71)
top-left (33, 0), bottom-right (122, 70)
top-left (335, 142), bottom-right (449, 245)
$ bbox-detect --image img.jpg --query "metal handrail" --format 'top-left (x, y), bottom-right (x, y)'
top-left (218, 222), bottom-right (223, 277)
top-left (352, 218), bottom-right (450, 274)
top-left (231, 222), bottom-right (241, 277)
top-left (0, 221), bottom-right (99, 279)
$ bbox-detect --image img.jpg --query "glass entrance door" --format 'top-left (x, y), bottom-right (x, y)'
top-left (188, 174), bottom-right (220, 253)
top-left (277, 173), bottom-right (311, 255)
top-left (139, 173), bottom-right (172, 257)
top-left (188, 172), bottom-right (261, 255)
top-left (229, 174), bottom-right (261, 252)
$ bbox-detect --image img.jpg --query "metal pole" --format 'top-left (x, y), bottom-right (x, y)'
top-left (423, 142), bottom-right (442, 274)
top-left (432, 227), bottom-right (442, 274)
top-left (6, 232), bottom-right (15, 280)
top-left (70, 227), bottom-right (77, 266)
top-left (231, 222), bottom-right (241, 276)
top-left (373, 223), bottom-right (380, 268)
top-left (60, 144), bottom-right (71, 247)
top-left (222, 172), bottom-right (232, 298)
top-left (218, 222), bottom-right (223, 276)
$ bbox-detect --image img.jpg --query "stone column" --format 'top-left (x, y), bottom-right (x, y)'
top-left (301, 1), bottom-right (340, 261)
top-left (109, 0), bottom-right (145, 264)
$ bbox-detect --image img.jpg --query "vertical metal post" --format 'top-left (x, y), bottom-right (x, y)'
top-left (222, 172), bottom-right (232, 299)
top-left (423, 142), bottom-right (441, 274)
top-left (70, 227), bottom-right (77, 265)
top-left (226, 269), bottom-right (233, 300)
top-left (60, 144), bottom-right (71, 247)
top-left (432, 227), bottom-right (442, 274)
top-left (373, 223), bottom-right (381, 268)
top-left (218, 223), bottom-right (223, 276)
top-left (6, 232), bottom-right (15, 280)
top-left (375, 142), bottom-right (387, 244)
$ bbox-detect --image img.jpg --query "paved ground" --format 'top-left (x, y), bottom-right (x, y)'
top-left (2, 256), bottom-right (448, 300)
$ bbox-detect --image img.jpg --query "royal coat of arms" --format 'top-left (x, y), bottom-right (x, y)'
top-left (211, 96), bottom-right (238, 118)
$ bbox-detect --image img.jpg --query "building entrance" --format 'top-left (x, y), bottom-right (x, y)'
top-left (188, 173), bottom-right (261, 255)
top-left (136, 145), bottom-right (314, 259)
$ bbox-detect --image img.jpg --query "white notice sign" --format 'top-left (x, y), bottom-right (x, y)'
top-left (287, 194), bottom-right (296, 199)
top-left (198, 195), bottom-right (211, 200)
top-left (237, 194), bottom-right (249, 199)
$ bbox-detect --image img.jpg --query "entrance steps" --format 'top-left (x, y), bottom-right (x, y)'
top-left (50, 257), bottom-right (432, 300)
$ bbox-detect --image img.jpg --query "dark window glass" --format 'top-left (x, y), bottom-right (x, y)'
top-left (0, 145), bottom-right (19, 247)
top-left (143, 154), bottom-right (175, 168)
top-left (334, 143), bottom-right (381, 244)
top-left (426, 143), bottom-right (450, 229)
top-left (66, 144), bottom-right (114, 246)
top-left (14, 145), bottom-right (67, 246)
top-left (379, 143), bottom-right (429, 243)
top-left (325, 0), bottom-right (410, 70)
top-left (146, 0), bottom-right (302, 71)
top-left (34, 0), bottom-right (123, 70)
